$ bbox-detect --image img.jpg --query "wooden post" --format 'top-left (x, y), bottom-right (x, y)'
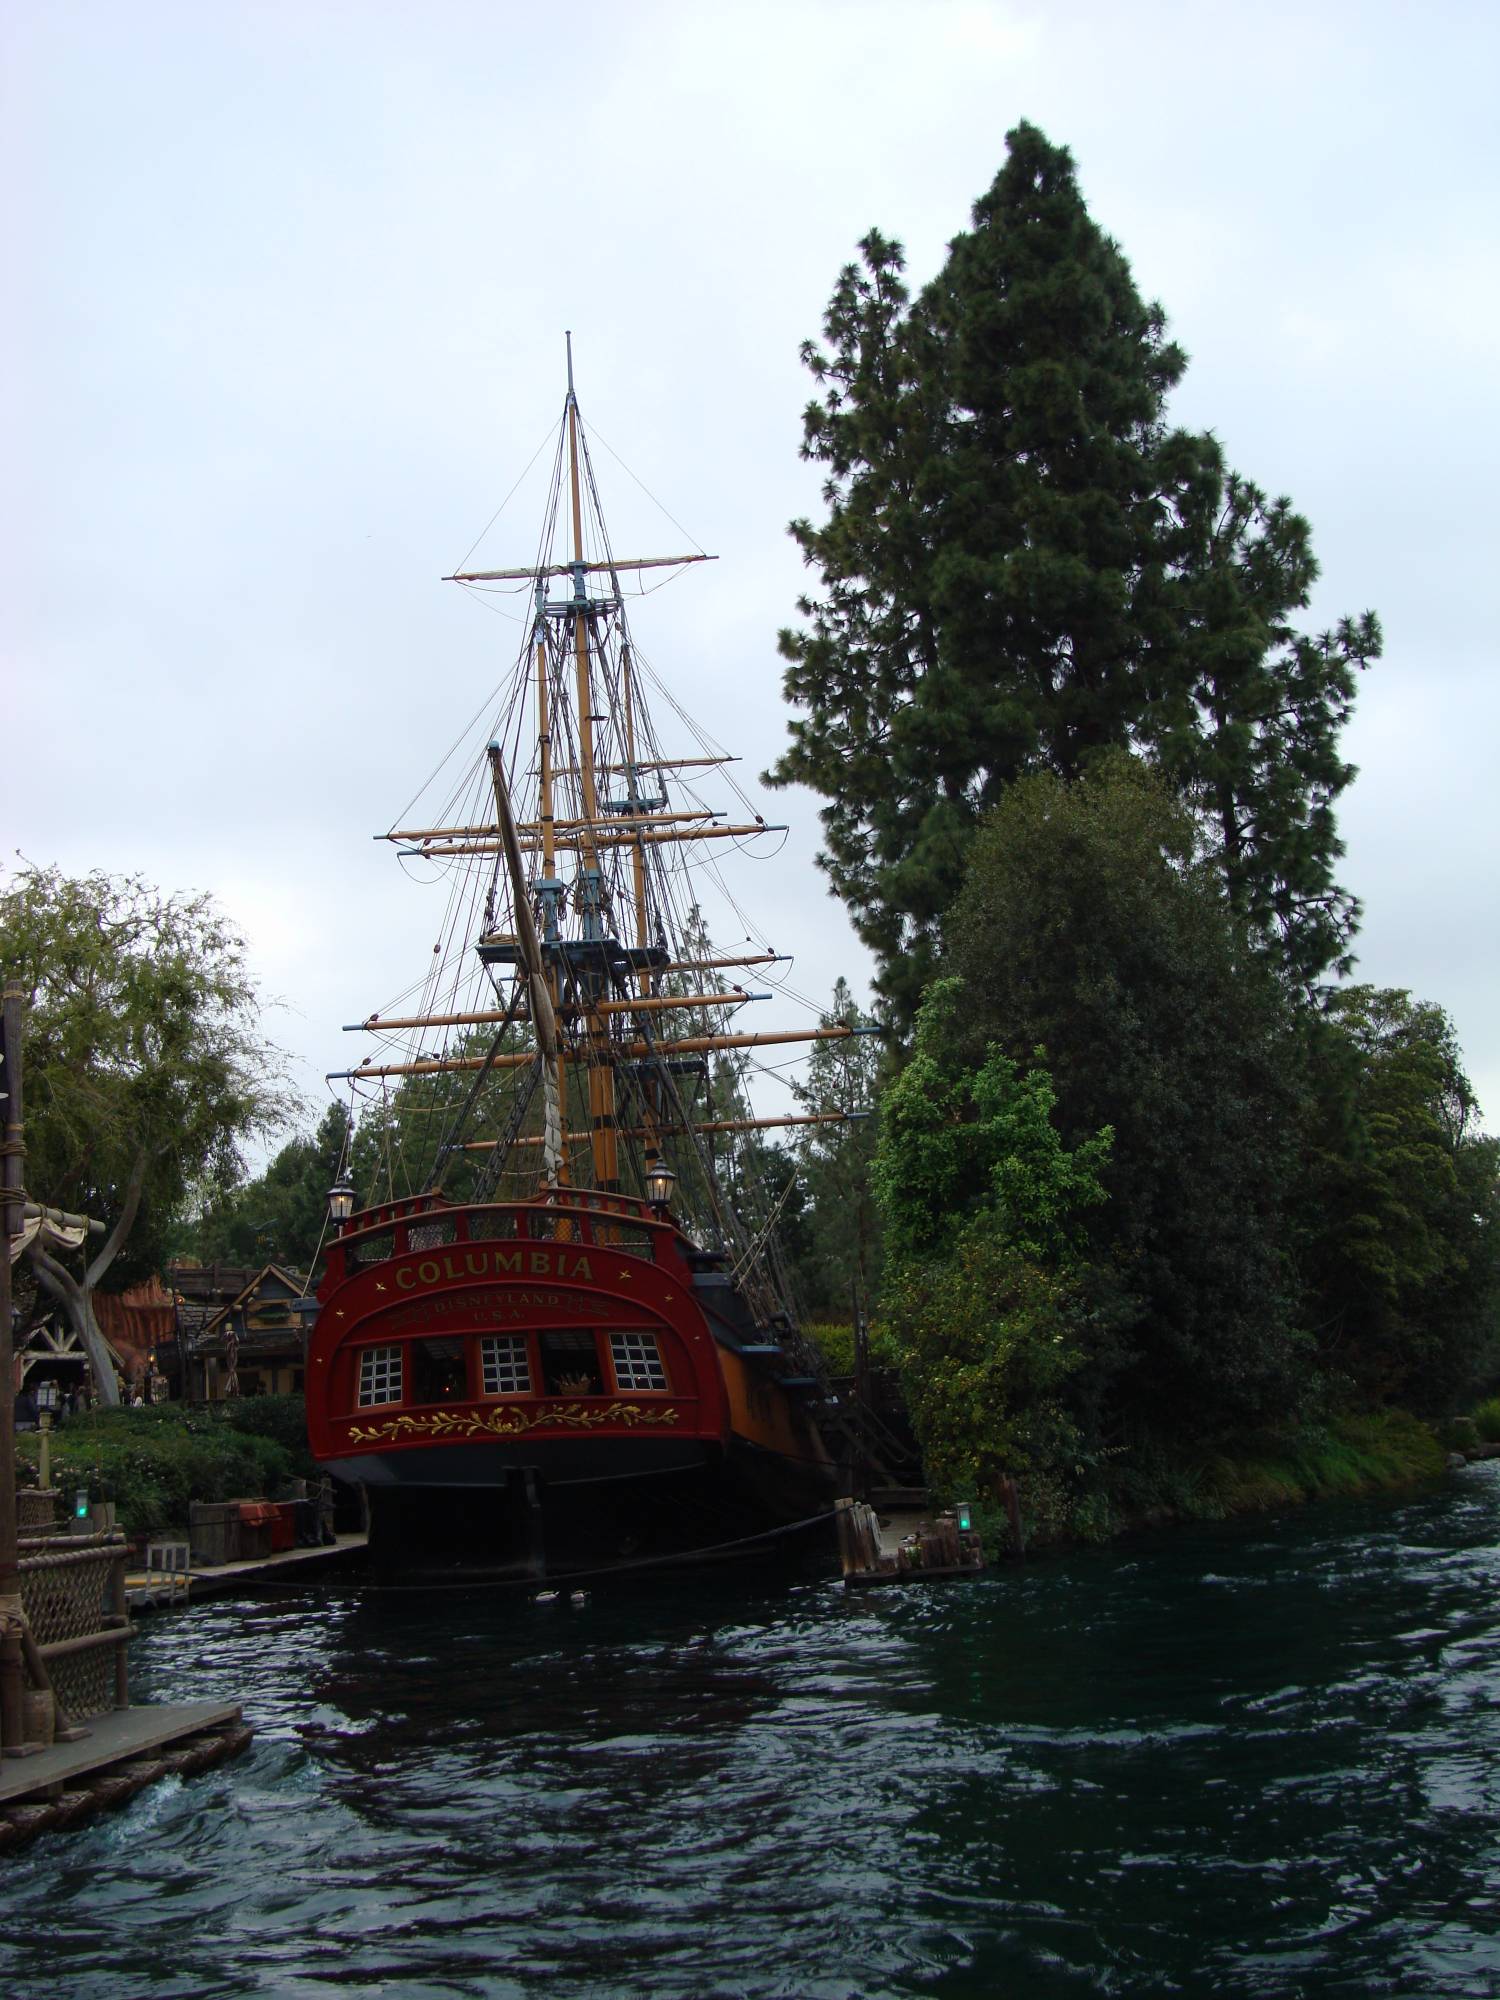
top-left (999, 1474), bottom-right (1025, 1560)
top-left (0, 982), bottom-right (28, 1753)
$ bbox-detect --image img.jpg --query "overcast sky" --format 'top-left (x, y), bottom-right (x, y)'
top-left (6, 0), bottom-right (1497, 1147)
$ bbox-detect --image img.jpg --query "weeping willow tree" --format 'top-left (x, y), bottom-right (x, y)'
top-left (2, 864), bottom-right (293, 1403)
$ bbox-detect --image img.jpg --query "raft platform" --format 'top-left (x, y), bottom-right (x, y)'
top-left (836, 1492), bottom-right (987, 1587)
top-left (0, 1700), bottom-right (251, 1850)
top-left (126, 1531), bottom-right (368, 1612)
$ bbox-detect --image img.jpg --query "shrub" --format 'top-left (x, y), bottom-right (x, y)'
top-left (16, 1401), bottom-right (307, 1537)
top-left (1437, 1415), bottom-right (1481, 1455)
top-left (804, 1322), bottom-right (855, 1374)
top-left (1185, 1411), bottom-right (1445, 1517)
top-left (1472, 1398), bottom-right (1500, 1444)
top-left (209, 1392), bottom-right (313, 1465)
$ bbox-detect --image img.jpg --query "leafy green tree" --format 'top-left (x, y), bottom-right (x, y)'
top-left (187, 1102), bottom-right (351, 1274)
top-left (1297, 989), bottom-right (1500, 1409)
top-left (944, 758), bottom-right (1308, 1439)
top-left (1, 864), bottom-right (293, 1403)
top-left (347, 1024), bottom-right (515, 1207)
top-left (786, 977), bottom-right (884, 1317)
top-left (873, 977), bottom-right (1114, 1518)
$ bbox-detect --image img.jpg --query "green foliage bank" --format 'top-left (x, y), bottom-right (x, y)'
top-left (871, 762), bottom-right (1498, 1540)
top-left (774, 124), bottom-right (1497, 1537)
top-left (17, 1398), bottom-right (316, 1539)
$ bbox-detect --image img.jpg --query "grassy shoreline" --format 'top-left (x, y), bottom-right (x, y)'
top-left (988, 1409), bottom-right (1452, 1555)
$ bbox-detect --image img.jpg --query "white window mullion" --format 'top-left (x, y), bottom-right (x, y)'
top-left (609, 1331), bottom-right (667, 1392)
top-left (481, 1334), bottom-right (532, 1397)
top-left (357, 1345), bottom-right (403, 1407)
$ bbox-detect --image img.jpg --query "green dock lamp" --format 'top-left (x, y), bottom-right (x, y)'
top-left (72, 1488), bottom-right (90, 1524)
top-left (327, 1178), bottom-right (356, 1233)
top-left (955, 1500), bottom-right (974, 1534)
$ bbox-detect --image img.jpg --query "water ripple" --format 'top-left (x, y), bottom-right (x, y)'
top-left (5, 1482), bottom-right (1500, 1995)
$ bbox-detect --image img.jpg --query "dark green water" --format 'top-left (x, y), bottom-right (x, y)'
top-left (7, 1467), bottom-right (1500, 2000)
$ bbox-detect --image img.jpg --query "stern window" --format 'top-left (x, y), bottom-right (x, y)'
top-left (609, 1331), bottom-right (668, 1392)
top-left (480, 1334), bottom-right (532, 1398)
top-left (540, 1328), bottom-right (603, 1396)
top-left (357, 1345), bottom-right (403, 1407)
top-left (411, 1337), bottom-right (467, 1405)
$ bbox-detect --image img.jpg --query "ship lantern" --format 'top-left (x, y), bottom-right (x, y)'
top-left (645, 1160), bottom-right (677, 1213)
top-left (955, 1500), bottom-right (974, 1533)
top-left (326, 1179), bottom-right (357, 1230)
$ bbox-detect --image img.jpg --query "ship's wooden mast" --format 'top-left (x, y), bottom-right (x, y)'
top-left (487, 743), bottom-right (563, 1183)
top-left (342, 342), bottom-right (878, 1210)
top-left (565, 338), bottom-right (620, 1190)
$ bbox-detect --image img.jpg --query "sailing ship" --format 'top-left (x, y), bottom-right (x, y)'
top-left (306, 343), bottom-right (867, 1577)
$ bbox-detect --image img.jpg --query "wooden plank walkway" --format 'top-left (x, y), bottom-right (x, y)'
top-left (126, 1532), bottom-right (367, 1611)
top-left (0, 1701), bottom-right (244, 1806)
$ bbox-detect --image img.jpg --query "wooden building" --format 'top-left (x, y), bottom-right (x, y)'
top-left (173, 1263), bottom-right (310, 1401)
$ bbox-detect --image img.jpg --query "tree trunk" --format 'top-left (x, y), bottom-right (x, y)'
top-left (28, 1246), bottom-right (121, 1407)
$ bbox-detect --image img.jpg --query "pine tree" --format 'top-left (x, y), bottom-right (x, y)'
top-left (771, 123), bottom-right (1379, 1013)
top-left (1148, 439), bottom-right (1381, 984)
top-left (771, 125), bottom-right (1193, 1019)
top-left (771, 231), bottom-right (947, 1005)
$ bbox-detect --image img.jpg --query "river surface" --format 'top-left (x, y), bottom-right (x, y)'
top-left (7, 1468), bottom-right (1500, 1999)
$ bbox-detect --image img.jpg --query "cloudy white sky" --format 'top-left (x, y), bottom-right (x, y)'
top-left (6, 0), bottom-right (1497, 1142)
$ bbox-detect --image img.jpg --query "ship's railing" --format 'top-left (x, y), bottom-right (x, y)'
top-left (332, 1197), bottom-right (672, 1274)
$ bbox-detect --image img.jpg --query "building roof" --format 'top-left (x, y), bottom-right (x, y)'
top-left (199, 1263), bottom-right (310, 1342)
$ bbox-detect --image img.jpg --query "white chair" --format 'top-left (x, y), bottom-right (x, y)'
top-left (144, 1539), bottom-right (192, 1606)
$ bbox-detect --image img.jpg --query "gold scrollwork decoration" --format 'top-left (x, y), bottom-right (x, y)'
top-left (345, 1400), bottom-right (681, 1446)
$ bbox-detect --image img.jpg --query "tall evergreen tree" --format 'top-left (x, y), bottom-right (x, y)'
top-left (187, 1102), bottom-right (351, 1273)
top-left (771, 123), bottom-right (1379, 1014)
top-left (771, 229), bottom-right (947, 1008)
top-left (771, 124), bottom-right (1194, 1019)
top-left (1149, 440), bottom-right (1381, 984)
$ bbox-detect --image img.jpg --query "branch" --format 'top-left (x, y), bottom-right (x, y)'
top-left (85, 1144), bottom-right (150, 1290)
top-left (28, 1240), bottom-right (81, 1306)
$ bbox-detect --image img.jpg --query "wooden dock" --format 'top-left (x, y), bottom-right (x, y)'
top-left (0, 1700), bottom-right (251, 1848)
top-left (126, 1531), bottom-right (368, 1612)
top-left (836, 1492), bottom-right (987, 1587)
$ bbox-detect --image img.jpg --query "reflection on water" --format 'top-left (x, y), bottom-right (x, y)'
top-left (6, 1470), bottom-right (1500, 1997)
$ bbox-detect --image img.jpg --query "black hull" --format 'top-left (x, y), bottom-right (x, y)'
top-left (334, 1435), bottom-right (841, 1582)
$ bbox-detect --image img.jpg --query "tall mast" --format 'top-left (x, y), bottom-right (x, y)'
top-left (564, 336), bottom-right (620, 1190)
top-left (404, 344), bottom-right (868, 1234)
top-left (565, 334), bottom-right (603, 849)
top-left (487, 744), bottom-right (563, 1183)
